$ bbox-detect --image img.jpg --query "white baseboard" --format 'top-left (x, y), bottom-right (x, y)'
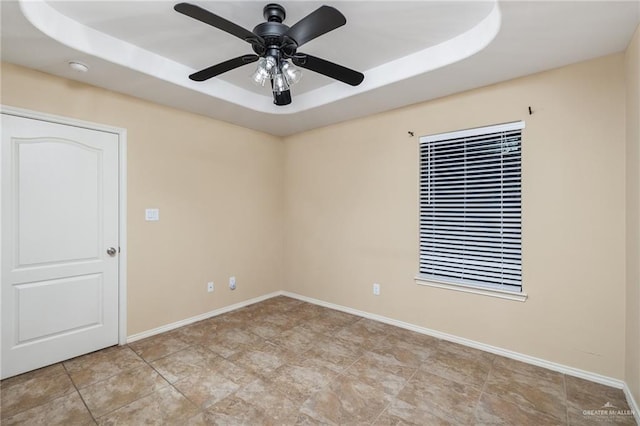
top-left (623, 383), bottom-right (640, 424)
top-left (126, 291), bottom-right (282, 343)
top-left (282, 291), bottom-right (638, 407)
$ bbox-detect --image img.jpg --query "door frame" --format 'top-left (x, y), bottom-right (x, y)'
top-left (0, 105), bottom-right (128, 346)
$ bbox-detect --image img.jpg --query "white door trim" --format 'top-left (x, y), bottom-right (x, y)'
top-left (0, 105), bottom-right (128, 346)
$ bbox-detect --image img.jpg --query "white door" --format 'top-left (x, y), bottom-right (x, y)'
top-left (1, 113), bottom-right (120, 379)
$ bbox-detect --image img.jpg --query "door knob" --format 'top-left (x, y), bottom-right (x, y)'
top-left (106, 247), bottom-right (117, 257)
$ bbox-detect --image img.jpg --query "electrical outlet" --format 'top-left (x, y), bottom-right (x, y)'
top-left (373, 283), bottom-right (380, 296)
top-left (207, 282), bottom-right (214, 292)
top-left (229, 276), bottom-right (236, 290)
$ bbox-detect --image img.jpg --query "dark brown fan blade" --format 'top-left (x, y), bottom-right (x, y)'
top-left (189, 55), bottom-right (259, 81)
top-left (293, 54), bottom-right (364, 86)
top-left (285, 6), bottom-right (346, 48)
top-left (174, 3), bottom-right (263, 45)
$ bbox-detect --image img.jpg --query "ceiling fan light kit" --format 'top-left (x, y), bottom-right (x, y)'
top-left (281, 61), bottom-right (302, 85)
top-left (174, 2), bottom-right (364, 106)
top-left (250, 56), bottom-right (276, 86)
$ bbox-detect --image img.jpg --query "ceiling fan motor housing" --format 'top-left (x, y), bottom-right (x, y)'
top-left (252, 4), bottom-right (297, 59)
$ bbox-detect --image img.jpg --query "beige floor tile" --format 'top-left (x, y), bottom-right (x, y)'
top-left (334, 319), bottom-right (390, 350)
top-left (159, 355), bottom-right (256, 392)
top-left (173, 366), bottom-right (241, 410)
top-left (300, 373), bottom-right (390, 424)
top-left (183, 412), bottom-right (210, 425)
top-left (79, 364), bottom-right (169, 418)
top-left (317, 309), bottom-right (361, 325)
top-left (421, 343), bottom-right (494, 388)
top-left (302, 337), bottom-right (363, 373)
top-left (567, 401), bottom-right (637, 425)
top-left (242, 321), bottom-right (288, 340)
top-left (235, 378), bottom-right (300, 423)
top-left (187, 396), bottom-right (266, 425)
top-left (270, 359), bottom-right (338, 404)
top-left (64, 345), bottom-right (146, 388)
top-left (150, 345), bottom-right (223, 383)
top-left (437, 339), bottom-right (496, 363)
top-left (212, 357), bottom-right (259, 387)
top-left (227, 306), bottom-right (262, 320)
top-left (128, 331), bottom-right (192, 362)
top-left (371, 409), bottom-right (404, 426)
top-left (475, 392), bottom-right (566, 425)
top-left (484, 363), bottom-right (567, 422)
top-left (492, 355), bottom-right (564, 384)
top-left (259, 295), bottom-right (305, 310)
top-left (0, 364), bottom-right (76, 419)
top-left (345, 351), bottom-right (416, 399)
top-left (289, 303), bottom-right (336, 322)
top-left (565, 376), bottom-right (635, 425)
top-left (260, 312), bottom-right (301, 330)
top-left (294, 412), bottom-right (330, 425)
top-left (269, 326), bottom-right (323, 353)
top-left (297, 309), bottom-right (360, 337)
top-left (372, 329), bottom-right (439, 374)
top-left (204, 328), bottom-right (264, 358)
top-left (229, 341), bottom-right (294, 378)
top-left (372, 333), bottom-right (437, 368)
top-left (0, 363), bottom-right (66, 389)
top-left (218, 310), bottom-right (257, 329)
top-left (566, 375), bottom-right (630, 408)
top-left (96, 385), bottom-right (198, 425)
top-left (358, 318), bottom-right (397, 333)
top-left (376, 399), bottom-right (454, 426)
top-left (390, 369), bottom-right (480, 424)
top-left (177, 319), bottom-right (222, 345)
top-left (2, 391), bottom-right (94, 426)
top-left (387, 327), bottom-right (441, 348)
top-left (297, 318), bottom-right (349, 337)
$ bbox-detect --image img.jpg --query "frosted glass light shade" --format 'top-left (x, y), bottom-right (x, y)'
top-left (281, 61), bottom-right (302, 85)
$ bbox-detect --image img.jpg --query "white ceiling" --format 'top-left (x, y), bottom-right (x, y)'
top-left (1, 1), bottom-right (639, 136)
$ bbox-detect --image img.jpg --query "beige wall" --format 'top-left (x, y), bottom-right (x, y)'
top-left (284, 54), bottom-right (627, 379)
top-left (0, 50), bottom-right (633, 382)
top-left (625, 24), bottom-right (640, 403)
top-left (1, 62), bottom-right (285, 335)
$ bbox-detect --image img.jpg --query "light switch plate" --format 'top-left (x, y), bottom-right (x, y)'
top-left (145, 208), bottom-right (159, 221)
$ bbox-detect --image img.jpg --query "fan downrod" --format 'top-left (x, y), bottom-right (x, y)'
top-left (263, 4), bottom-right (286, 22)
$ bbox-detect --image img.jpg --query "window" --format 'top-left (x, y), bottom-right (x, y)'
top-left (416, 121), bottom-right (525, 301)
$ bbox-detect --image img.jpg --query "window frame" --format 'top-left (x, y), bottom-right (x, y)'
top-left (414, 121), bottom-right (527, 302)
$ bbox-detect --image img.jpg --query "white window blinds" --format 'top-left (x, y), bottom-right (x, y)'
top-left (418, 121), bottom-right (524, 292)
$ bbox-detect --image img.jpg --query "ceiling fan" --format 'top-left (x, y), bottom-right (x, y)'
top-left (174, 2), bottom-right (365, 106)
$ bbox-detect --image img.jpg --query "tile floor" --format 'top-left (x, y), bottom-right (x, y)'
top-left (0, 296), bottom-right (636, 425)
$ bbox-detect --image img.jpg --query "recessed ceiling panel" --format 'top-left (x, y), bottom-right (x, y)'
top-left (1, 0), bottom-right (638, 135)
top-left (45, 1), bottom-right (497, 96)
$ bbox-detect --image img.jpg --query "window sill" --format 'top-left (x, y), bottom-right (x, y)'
top-left (415, 275), bottom-right (528, 302)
